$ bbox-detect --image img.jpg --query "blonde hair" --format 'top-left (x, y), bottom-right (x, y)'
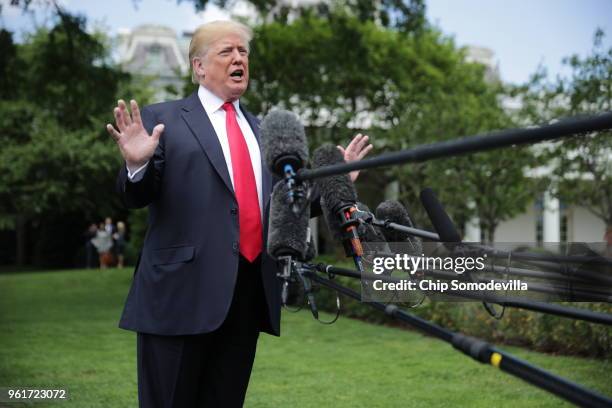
top-left (189, 20), bottom-right (253, 84)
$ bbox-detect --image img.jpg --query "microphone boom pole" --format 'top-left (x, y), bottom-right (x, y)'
top-left (297, 112), bottom-right (612, 182)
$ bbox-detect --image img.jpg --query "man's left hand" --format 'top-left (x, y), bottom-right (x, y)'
top-left (337, 133), bottom-right (374, 182)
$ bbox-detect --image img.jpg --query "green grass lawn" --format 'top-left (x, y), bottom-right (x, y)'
top-left (0, 268), bottom-right (610, 407)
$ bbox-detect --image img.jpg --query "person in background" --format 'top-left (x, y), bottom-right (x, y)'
top-left (92, 221), bottom-right (114, 268)
top-left (113, 221), bottom-right (127, 268)
top-left (104, 217), bottom-right (115, 234)
top-left (84, 223), bottom-right (99, 268)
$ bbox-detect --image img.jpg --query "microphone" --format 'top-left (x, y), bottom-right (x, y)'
top-left (312, 144), bottom-right (365, 273)
top-left (267, 180), bottom-right (311, 307)
top-left (260, 110), bottom-right (308, 176)
top-left (260, 110), bottom-right (309, 211)
top-left (375, 199), bottom-right (423, 254)
top-left (267, 180), bottom-right (311, 261)
top-left (353, 202), bottom-right (397, 282)
top-left (419, 188), bottom-right (496, 311)
top-left (376, 200), bottom-right (415, 240)
top-left (419, 188), bottom-right (461, 243)
top-left (355, 202), bottom-right (387, 243)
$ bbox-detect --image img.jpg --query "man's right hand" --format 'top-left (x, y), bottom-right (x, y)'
top-left (106, 99), bottom-right (164, 171)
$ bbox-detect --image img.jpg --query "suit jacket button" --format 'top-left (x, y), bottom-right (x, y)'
top-left (231, 208), bottom-right (238, 215)
top-left (232, 242), bottom-right (239, 252)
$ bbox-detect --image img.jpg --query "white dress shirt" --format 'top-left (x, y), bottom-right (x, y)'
top-left (127, 85), bottom-right (263, 217)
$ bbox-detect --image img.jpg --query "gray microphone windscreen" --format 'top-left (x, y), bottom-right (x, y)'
top-left (376, 200), bottom-right (415, 241)
top-left (311, 144), bottom-right (357, 238)
top-left (267, 180), bottom-right (310, 260)
top-left (376, 200), bottom-right (422, 253)
top-left (260, 110), bottom-right (308, 176)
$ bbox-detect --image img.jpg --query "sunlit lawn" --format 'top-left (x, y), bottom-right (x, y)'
top-left (0, 268), bottom-right (610, 407)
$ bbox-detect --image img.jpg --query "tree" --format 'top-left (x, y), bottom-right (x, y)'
top-left (379, 40), bottom-right (539, 242)
top-left (232, 9), bottom-right (537, 243)
top-left (0, 11), bottom-right (145, 266)
top-left (517, 29), bottom-right (612, 235)
top-left (0, 30), bottom-right (24, 99)
top-left (3, 0), bottom-right (427, 31)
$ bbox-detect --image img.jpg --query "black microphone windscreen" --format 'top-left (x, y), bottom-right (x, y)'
top-left (311, 144), bottom-right (357, 238)
top-left (419, 188), bottom-right (461, 243)
top-left (260, 110), bottom-right (308, 176)
top-left (267, 180), bottom-right (310, 260)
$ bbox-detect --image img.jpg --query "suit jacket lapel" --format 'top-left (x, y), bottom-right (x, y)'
top-left (180, 93), bottom-right (234, 196)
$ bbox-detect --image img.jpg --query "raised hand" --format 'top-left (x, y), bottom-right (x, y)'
top-left (337, 133), bottom-right (374, 182)
top-left (106, 99), bottom-right (164, 171)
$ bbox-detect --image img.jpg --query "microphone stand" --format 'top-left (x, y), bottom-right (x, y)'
top-left (277, 256), bottom-right (340, 323)
top-left (309, 263), bottom-right (612, 326)
top-left (351, 207), bottom-right (612, 303)
top-left (281, 165), bottom-right (311, 215)
top-left (302, 263), bottom-right (612, 407)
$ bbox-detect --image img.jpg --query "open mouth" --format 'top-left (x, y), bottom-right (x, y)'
top-left (230, 69), bottom-right (244, 79)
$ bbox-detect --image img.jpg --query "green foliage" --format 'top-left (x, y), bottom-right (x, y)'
top-left (183, 0), bottom-right (426, 32)
top-left (0, 12), bottom-right (127, 217)
top-left (0, 30), bottom-right (24, 99)
top-left (0, 10), bottom-right (149, 266)
top-left (244, 12), bottom-right (488, 136)
top-left (0, 109), bottom-right (120, 218)
top-left (237, 10), bottom-right (535, 242)
top-left (428, 147), bottom-right (542, 242)
top-left (16, 13), bottom-right (128, 130)
top-left (516, 29), bottom-right (612, 229)
top-left (245, 11), bottom-right (407, 131)
top-left (378, 39), bottom-right (536, 241)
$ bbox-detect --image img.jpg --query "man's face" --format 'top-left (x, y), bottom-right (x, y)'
top-left (195, 34), bottom-right (249, 101)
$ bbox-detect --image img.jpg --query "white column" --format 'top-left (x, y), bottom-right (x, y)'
top-left (309, 218), bottom-right (318, 254)
top-left (384, 181), bottom-right (400, 200)
top-left (464, 217), bottom-right (481, 243)
top-left (464, 200), bottom-right (481, 242)
top-left (543, 191), bottom-right (560, 242)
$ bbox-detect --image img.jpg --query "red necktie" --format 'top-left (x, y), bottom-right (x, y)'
top-left (223, 102), bottom-right (262, 262)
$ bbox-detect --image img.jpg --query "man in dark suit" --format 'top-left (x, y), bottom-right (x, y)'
top-left (107, 20), bottom-right (372, 407)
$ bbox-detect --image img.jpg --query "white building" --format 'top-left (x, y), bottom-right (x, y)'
top-left (465, 46), bottom-right (501, 84)
top-left (117, 25), bottom-right (191, 102)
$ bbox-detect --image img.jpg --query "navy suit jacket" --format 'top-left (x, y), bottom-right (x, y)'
top-left (117, 91), bottom-right (282, 336)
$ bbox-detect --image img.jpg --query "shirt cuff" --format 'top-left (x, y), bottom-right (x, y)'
top-left (126, 162), bottom-right (149, 182)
